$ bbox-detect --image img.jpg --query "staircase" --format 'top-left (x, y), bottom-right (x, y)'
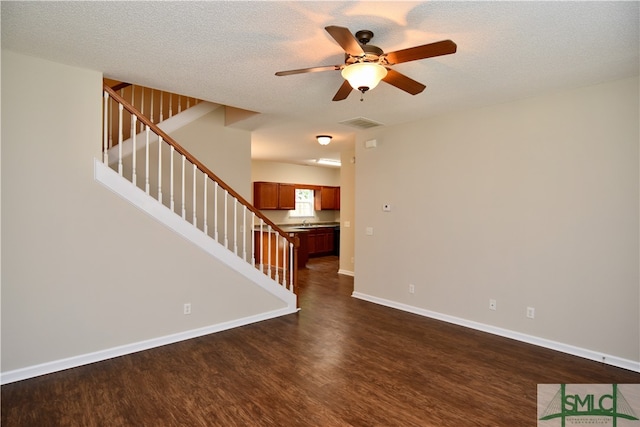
top-left (96, 83), bottom-right (298, 310)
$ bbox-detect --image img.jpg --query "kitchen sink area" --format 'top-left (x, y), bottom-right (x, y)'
top-left (254, 222), bottom-right (340, 269)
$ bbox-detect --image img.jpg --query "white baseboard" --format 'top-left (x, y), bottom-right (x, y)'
top-left (351, 291), bottom-right (640, 373)
top-left (1, 306), bottom-right (298, 385)
top-left (338, 269), bottom-right (354, 277)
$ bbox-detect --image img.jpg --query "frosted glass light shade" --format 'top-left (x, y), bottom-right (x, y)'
top-left (341, 63), bottom-right (388, 91)
top-left (316, 135), bottom-right (332, 145)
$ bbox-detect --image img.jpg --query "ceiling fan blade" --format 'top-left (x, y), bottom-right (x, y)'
top-left (385, 40), bottom-right (457, 65)
top-left (332, 80), bottom-right (353, 101)
top-left (275, 65), bottom-right (341, 76)
top-left (325, 26), bottom-right (365, 56)
top-left (382, 69), bottom-right (426, 95)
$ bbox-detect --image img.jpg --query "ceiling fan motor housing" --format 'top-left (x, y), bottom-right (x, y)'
top-left (355, 30), bottom-right (374, 44)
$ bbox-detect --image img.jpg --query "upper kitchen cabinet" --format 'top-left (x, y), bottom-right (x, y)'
top-left (254, 181), bottom-right (340, 211)
top-left (314, 186), bottom-right (340, 210)
top-left (253, 181), bottom-right (295, 210)
top-left (278, 184), bottom-right (296, 210)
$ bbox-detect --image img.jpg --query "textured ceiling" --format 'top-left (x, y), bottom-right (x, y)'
top-left (2, 1), bottom-right (638, 166)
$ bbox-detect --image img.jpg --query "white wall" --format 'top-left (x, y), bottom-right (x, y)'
top-left (171, 108), bottom-right (252, 201)
top-left (1, 50), bottom-right (286, 374)
top-left (355, 76), bottom-right (639, 367)
top-left (339, 150), bottom-right (356, 276)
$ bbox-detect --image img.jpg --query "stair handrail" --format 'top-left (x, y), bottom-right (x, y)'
top-left (103, 84), bottom-right (292, 239)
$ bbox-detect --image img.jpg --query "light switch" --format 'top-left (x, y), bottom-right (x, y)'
top-left (365, 227), bottom-right (374, 236)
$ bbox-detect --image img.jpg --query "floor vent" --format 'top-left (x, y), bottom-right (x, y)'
top-left (339, 116), bottom-right (384, 129)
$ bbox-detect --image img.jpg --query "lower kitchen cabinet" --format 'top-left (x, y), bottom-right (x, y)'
top-left (307, 227), bottom-right (337, 256)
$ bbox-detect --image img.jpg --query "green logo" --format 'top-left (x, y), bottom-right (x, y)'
top-left (539, 384), bottom-right (639, 427)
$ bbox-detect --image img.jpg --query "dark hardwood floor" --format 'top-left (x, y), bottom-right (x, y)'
top-left (3, 256), bottom-right (639, 426)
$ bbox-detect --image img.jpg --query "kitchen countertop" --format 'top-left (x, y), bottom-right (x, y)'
top-left (255, 223), bottom-right (340, 233)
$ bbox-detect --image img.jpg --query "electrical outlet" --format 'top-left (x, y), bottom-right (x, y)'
top-left (489, 299), bottom-right (497, 311)
top-left (409, 284), bottom-right (415, 294)
top-left (184, 303), bottom-right (191, 315)
top-left (527, 307), bottom-right (535, 319)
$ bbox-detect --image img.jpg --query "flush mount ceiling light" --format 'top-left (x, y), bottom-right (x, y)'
top-left (316, 135), bottom-right (333, 145)
top-left (341, 62), bottom-right (388, 93)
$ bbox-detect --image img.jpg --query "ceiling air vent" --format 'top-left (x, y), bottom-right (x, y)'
top-left (339, 116), bottom-right (384, 130)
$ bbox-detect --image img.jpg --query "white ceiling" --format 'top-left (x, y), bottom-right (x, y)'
top-left (2, 1), bottom-right (638, 167)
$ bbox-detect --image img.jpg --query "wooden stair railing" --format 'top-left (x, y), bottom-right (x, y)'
top-left (104, 79), bottom-right (202, 146)
top-left (102, 84), bottom-right (298, 300)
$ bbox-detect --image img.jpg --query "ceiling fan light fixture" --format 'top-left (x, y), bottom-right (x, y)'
top-left (341, 62), bottom-right (388, 92)
top-left (316, 135), bottom-right (333, 145)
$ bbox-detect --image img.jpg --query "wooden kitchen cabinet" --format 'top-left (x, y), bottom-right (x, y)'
top-left (278, 184), bottom-right (296, 210)
top-left (254, 182), bottom-right (278, 209)
top-left (254, 182), bottom-right (295, 210)
top-left (254, 182), bottom-right (340, 211)
top-left (307, 227), bottom-right (337, 256)
top-left (314, 186), bottom-right (340, 210)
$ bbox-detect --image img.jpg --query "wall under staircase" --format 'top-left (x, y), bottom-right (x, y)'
top-left (1, 50), bottom-right (297, 384)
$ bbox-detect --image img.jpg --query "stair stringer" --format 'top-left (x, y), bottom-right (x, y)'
top-left (94, 158), bottom-right (298, 309)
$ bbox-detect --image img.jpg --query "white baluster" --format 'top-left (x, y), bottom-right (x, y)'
top-left (224, 190), bottom-right (229, 249)
top-left (267, 225), bottom-right (272, 278)
top-left (169, 93), bottom-right (173, 119)
top-left (140, 87), bottom-right (144, 132)
top-left (157, 136), bottom-right (163, 203)
top-left (274, 231), bottom-right (279, 283)
top-left (181, 155), bottom-right (186, 219)
top-left (170, 146), bottom-right (175, 211)
top-left (178, 95), bottom-right (182, 113)
top-left (259, 219), bottom-right (264, 272)
top-left (233, 199), bottom-right (238, 256)
top-left (282, 234), bottom-right (287, 288)
top-left (132, 116), bottom-right (137, 186)
top-left (192, 164), bottom-right (197, 227)
top-left (214, 181), bottom-right (219, 242)
top-left (103, 91), bottom-right (109, 164)
top-left (108, 96), bottom-right (113, 151)
top-left (145, 125), bottom-right (150, 195)
top-left (118, 103), bottom-right (123, 175)
top-left (187, 97), bottom-right (191, 109)
top-left (242, 206), bottom-right (247, 262)
top-left (150, 89), bottom-right (155, 124)
top-left (159, 91), bottom-right (164, 122)
top-left (203, 175), bottom-right (208, 235)
top-left (289, 241), bottom-right (294, 291)
top-left (251, 213), bottom-right (256, 267)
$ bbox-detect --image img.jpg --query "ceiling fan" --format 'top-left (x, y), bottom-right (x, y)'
top-left (275, 26), bottom-right (457, 101)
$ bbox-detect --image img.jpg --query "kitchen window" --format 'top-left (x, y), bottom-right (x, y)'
top-left (290, 188), bottom-right (314, 218)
